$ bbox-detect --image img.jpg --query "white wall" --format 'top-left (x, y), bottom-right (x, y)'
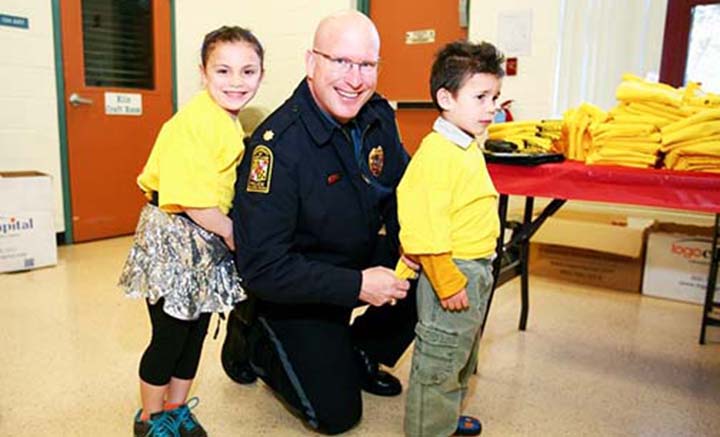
top-left (175, 0), bottom-right (354, 130)
top-left (0, 1), bottom-right (64, 231)
top-left (469, 0), bottom-right (668, 118)
top-left (469, 0), bottom-right (563, 121)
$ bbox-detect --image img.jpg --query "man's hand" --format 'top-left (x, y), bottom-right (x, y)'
top-left (360, 266), bottom-right (410, 307)
top-left (440, 288), bottom-right (469, 311)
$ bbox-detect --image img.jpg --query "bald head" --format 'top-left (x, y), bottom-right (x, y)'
top-left (306, 10), bottom-right (381, 124)
top-left (313, 10), bottom-right (380, 55)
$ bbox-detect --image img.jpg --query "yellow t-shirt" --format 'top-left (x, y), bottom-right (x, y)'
top-left (397, 123), bottom-right (499, 260)
top-left (137, 90), bottom-right (245, 215)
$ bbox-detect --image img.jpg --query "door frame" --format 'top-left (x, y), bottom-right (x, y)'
top-left (357, 0), bottom-right (370, 14)
top-left (660, 0), bottom-right (719, 87)
top-left (50, 0), bottom-right (178, 244)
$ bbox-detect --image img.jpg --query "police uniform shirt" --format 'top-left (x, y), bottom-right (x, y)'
top-left (138, 90), bottom-right (245, 215)
top-left (233, 79), bottom-right (409, 307)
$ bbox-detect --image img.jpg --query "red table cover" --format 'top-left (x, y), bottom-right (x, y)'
top-left (488, 160), bottom-right (720, 214)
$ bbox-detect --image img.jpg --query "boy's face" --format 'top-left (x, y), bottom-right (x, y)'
top-left (440, 72), bottom-right (501, 137)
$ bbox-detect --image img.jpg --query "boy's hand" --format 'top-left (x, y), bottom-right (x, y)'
top-left (441, 288), bottom-right (469, 311)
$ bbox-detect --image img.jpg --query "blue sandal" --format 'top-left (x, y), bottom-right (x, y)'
top-left (454, 415), bottom-right (482, 436)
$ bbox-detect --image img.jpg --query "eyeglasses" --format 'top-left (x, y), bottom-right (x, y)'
top-left (312, 49), bottom-right (380, 76)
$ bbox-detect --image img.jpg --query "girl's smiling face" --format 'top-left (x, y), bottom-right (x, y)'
top-left (201, 41), bottom-right (263, 116)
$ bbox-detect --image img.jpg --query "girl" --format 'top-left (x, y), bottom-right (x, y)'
top-left (119, 26), bottom-right (264, 437)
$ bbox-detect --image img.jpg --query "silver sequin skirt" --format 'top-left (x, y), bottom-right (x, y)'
top-left (118, 204), bottom-right (246, 320)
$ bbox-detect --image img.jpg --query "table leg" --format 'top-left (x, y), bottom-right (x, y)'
top-left (699, 213), bottom-right (720, 344)
top-left (483, 194), bottom-right (509, 334)
top-left (519, 197), bottom-right (534, 330)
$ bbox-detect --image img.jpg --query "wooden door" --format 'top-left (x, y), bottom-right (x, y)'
top-left (60, 0), bottom-right (173, 241)
top-left (370, 0), bottom-right (468, 154)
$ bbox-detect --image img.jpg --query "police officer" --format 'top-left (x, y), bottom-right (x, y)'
top-left (221, 10), bottom-right (418, 435)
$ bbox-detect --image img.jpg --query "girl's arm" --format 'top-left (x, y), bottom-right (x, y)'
top-left (185, 207), bottom-right (234, 251)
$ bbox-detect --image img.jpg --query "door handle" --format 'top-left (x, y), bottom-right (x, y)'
top-left (69, 92), bottom-right (93, 106)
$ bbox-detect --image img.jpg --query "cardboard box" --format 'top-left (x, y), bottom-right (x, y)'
top-left (529, 211), bottom-right (654, 292)
top-left (0, 171), bottom-right (57, 273)
top-left (642, 223), bottom-right (719, 304)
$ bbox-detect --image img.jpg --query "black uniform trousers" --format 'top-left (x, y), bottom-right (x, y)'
top-left (246, 290), bottom-right (417, 435)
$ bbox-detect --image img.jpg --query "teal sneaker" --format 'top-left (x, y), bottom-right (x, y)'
top-left (133, 409), bottom-right (180, 437)
top-left (167, 397), bottom-right (207, 437)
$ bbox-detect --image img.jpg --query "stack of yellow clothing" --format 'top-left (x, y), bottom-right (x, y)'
top-left (585, 122), bottom-right (661, 168)
top-left (582, 74), bottom-right (682, 168)
top-left (560, 103), bottom-right (607, 161)
top-left (487, 120), bottom-right (563, 153)
top-left (615, 74), bottom-right (685, 110)
top-left (662, 108), bottom-right (720, 173)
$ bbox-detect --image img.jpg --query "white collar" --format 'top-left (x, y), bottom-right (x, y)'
top-left (433, 117), bottom-right (475, 150)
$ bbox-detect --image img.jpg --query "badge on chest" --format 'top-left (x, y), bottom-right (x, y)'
top-left (368, 145), bottom-right (384, 177)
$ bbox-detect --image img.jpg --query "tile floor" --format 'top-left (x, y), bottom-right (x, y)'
top-left (1, 236), bottom-right (719, 436)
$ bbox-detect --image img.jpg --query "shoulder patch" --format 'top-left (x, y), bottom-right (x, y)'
top-left (246, 145), bottom-right (273, 194)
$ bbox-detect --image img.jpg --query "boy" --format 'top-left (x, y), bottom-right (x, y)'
top-left (397, 41), bottom-right (505, 436)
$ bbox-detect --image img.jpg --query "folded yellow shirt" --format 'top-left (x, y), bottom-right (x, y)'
top-left (662, 121), bottom-right (720, 146)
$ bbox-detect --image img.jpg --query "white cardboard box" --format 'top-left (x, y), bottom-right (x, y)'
top-left (0, 171), bottom-right (57, 273)
top-left (642, 223), bottom-right (719, 304)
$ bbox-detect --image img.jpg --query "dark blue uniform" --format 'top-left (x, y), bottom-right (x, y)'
top-left (230, 80), bottom-right (417, 433)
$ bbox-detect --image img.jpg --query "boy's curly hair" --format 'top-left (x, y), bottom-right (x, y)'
top-left (430, 41), bottom-right (505, 111)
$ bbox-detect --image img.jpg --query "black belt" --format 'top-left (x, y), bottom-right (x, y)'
top-left (149, 191), bottom-right (191, 220)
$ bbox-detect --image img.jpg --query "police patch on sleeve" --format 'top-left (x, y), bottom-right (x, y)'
top-left (246, 145), bottom-right (273, 194)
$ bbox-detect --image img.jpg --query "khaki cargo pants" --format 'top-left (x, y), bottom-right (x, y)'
top-left (404, 258), bottom-right (493, 437)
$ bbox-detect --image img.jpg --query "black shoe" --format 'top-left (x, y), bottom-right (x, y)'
top-left (221, 308), bottom-right (257, 384)
top-left (354, 347), bottom-right (402, 397)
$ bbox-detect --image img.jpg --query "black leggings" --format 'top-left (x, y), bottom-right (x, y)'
top-left (139, 299), bottom-right (211, 386)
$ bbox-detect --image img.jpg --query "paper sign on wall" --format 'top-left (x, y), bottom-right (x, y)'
top-left (497, 10), bottom-right (532, 56)
top-left (105, 92), bottom-right (142, 116)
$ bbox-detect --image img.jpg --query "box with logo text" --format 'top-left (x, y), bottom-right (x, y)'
top-left (0, 172), bottom-right (57, 273)
top-left (642, 223), bottom-right (719, 304)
